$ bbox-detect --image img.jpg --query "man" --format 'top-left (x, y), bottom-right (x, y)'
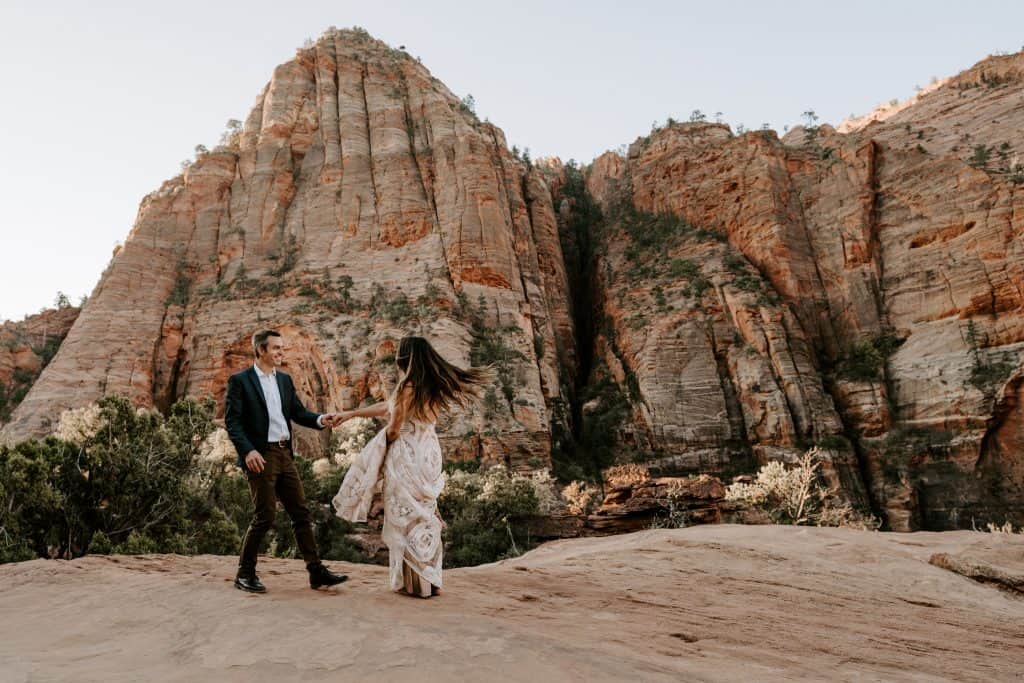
top-left (225, 329), bottom-right (348, 593)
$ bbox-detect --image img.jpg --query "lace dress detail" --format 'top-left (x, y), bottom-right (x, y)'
top-left (333, 395), bottom-right (445, 591)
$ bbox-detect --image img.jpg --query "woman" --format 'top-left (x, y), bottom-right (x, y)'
top-left (332, 336), bottom-right (487, 597)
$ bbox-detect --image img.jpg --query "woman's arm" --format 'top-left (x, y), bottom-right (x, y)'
top-left (343, 401), bottom-right (390, 421)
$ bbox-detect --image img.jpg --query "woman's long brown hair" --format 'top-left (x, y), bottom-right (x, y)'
top-left (394, 336), bottom-right (489, 420)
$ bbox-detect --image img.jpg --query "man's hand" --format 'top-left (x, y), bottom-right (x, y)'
top-left (322, 412), bottom-right (350, 429)
top-left (245, 450), bottom-right (267, 474)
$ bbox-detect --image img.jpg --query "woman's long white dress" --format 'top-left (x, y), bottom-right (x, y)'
top-left (333, 399), bottom-right (445, 591)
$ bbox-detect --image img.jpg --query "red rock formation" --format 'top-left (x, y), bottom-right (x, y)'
top-left (575, 52), bottom-right (1024, 529)
top-left (0, 307), bottom-right (80, 424)
top-left (2, 30), bottom-right (575, 471)
top-left (5, 33), bottom-right (1023, 531)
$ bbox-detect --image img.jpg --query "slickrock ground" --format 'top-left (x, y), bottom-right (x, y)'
top-left (2, 525), bottom-right (1021, 682)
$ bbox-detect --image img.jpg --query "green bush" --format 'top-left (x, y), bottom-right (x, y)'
top-left (733, 273), bottom-right (762, 292)
top-left (969, 145), bottom-right (991, 169)
top-left (0, 437), bottom-right (63, 561)
top-left (0, 395), bottom-right (365, 564)
top-left (723, 253), bottom-right (746, 274)
top-left (683, 276), bottom-right (712, 298)
top-left (466, 295), bottom-right (525, 403)
top-left (88, 531), bottom-right (114, 555)
top-left (836, 333), bottom-right (904, 382)
top-left (838, 340), bottom-right (884, 381)
top-left (970, 359), bottom-right (1014, 392)
top-left (118, 530), bottom-right (161, 555)
top-left (166, 260), bottom-right (191, 306)
top-left (438, 467), bottom-right (540, 567)
top-left (669, 258), bottom-right (700, 279)
top-left (270, 234), bottom-right (299, 276)
top-left (577, 374), bottom-right (632, 478)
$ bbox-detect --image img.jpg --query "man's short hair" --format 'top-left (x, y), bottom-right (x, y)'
top-left (252, 329), bottom-right (282, 356)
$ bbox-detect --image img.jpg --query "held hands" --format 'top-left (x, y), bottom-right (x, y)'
top-left (321, 411), bottom-right (352, 429)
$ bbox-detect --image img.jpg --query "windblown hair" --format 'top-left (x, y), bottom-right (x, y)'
top-left (394, 336), bottom-right (489, 421)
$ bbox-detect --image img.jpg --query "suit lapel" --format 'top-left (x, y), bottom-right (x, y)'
top-left (245, 367), bottom-right (270, 419)
top-left (275, 371), bottom-right (289, 421)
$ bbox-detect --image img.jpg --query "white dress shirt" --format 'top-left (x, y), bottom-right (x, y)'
top-left (254, 365), bottom-right (291, 442)
top-left (253, 365), bottom-right (325, 442)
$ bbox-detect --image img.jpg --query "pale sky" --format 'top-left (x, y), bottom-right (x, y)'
top-left (1, 0), bottom-right (1021, 321)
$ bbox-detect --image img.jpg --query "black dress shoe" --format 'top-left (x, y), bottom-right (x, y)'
top-left (234, 574), bottom-right (267, 593)
top-left (308, 564), bottom-right (348, 589)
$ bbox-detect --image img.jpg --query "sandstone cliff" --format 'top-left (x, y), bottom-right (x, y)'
top-left (0, 307), bottom-right (80, 425)
top-left (571, 51), bottom-right (1024, 529)
top-left (5, 34), bottom-right (1024, 531)
top-left (2, 29), bottom-right (575, 470)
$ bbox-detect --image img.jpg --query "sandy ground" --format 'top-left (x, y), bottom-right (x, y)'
top-left (1, 524), bottom-right (1022, 682)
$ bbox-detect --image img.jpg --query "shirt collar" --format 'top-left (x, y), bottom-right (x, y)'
top-left (253, 364), bottom-right (277, 380)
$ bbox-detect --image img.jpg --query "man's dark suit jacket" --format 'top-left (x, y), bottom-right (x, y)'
top-left (224, 366), bottom-right (324, 471)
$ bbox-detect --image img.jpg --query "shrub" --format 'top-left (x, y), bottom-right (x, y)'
top-left (649, 481), bottom-right (693, 529)
top-left (118, 530), bottom-right (161, 555)
top-left (726, 453), bottom-right (820, 524)
top-left (669, 258), bottom-right (700, 279)
top-left (604, 463), bottom-right (649, 488)
top-left (652, 285), bottom-right (668, 310)
top-left (685, 276), bottom-right (712, 298)
top-left (0, 380), bottom-right (26, 423)
top-left (88, 531), bottom-right (114, 555)
top-left (969, 145), bottom-right (991, 169)
top-left (532, 333), bottom-right (545, 359)
top-left (839, 340), bottom-right (885, 380)
top-left (384, 292), bottom-right (413, 325)
top-left (723, 253), bottom-right (746, 274)
top-left (725, 448), bottom-right (879, 529)
top-left (466, 296), bottom-right (524, 402)
top-left (733, 273), bottom-right (762, 292)
top-left (561, 481), bottom-right (602, 515)
top-left (815, 503), bottom-right (882, 531)
top-left (270, 234), bottom-right (299, 276)
top-left (0, 440), bottom-right (61, 562)
top-left (0, 395), bottom-right (367, 564)
top-left (577, 376), bottom-right (632, 478)
top-left (166, 260), bottom-right (191, 306)
top-left (835, 333), bottom-right (904, 382)
top-left (438, 467), bottom-right (540, 567)
top-left (331, 417), bottom-right (378, 467)
top-left (969, 359), bottom-right (1014, 392)
top-left (529, 470), bottom-right (561, 515)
